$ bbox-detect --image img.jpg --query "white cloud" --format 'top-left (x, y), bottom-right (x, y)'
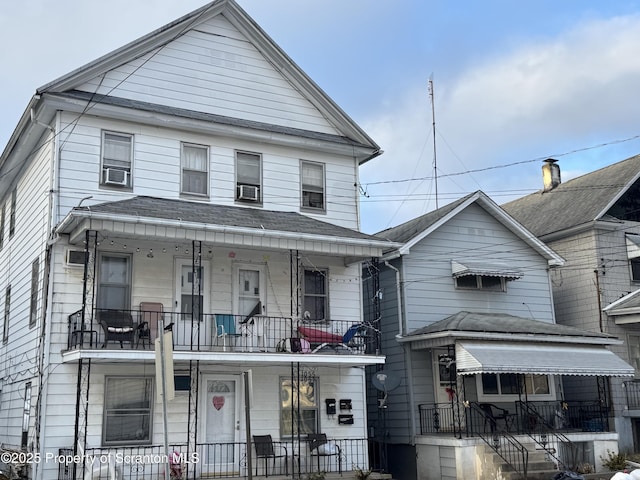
top-left (359, 14), bottom-right (640, 233)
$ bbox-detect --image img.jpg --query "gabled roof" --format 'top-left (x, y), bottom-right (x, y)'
top-left (376, 190), bottom-right (564, 266)
top-left (502, 155), bottom-right (640, 239)
top-left (603, 288), bottom-right (640, 316)
top-left (35, 0), bottom-right (378, 155)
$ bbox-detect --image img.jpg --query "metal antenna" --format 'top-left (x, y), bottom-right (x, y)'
top-left (428, 77), bottom-right (438, 209)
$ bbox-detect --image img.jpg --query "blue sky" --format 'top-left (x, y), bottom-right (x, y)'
top-left (2, 0), bottom-right (640, 233)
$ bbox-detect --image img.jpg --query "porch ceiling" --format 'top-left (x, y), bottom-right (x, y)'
top-left (456, 342), bottom-right (634, 377)
top-left (61, 349), bottom-right (386, 367)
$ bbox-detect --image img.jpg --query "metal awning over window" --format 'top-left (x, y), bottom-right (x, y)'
top-left (451, 260), bottom-right (523, 279)
top-left (455, 342), bottom-right (634, 377)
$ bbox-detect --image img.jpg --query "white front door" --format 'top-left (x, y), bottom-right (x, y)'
top-left (201, 375), bottom-right (242, 476)
top-left (174, 259), bottom-right (210, 348)
top-left (234, 265), bottom-right (266, 350)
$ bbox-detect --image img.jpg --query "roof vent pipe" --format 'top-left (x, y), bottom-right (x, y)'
top-left (542, 158), bottom-right (561, 192)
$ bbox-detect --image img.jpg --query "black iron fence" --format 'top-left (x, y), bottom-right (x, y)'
top-left (67, 308), bottom-right (379, 355)
top-left (57, 438), bottom-right (371, 479)
top-left (418, 400), bottom-right (612, 436)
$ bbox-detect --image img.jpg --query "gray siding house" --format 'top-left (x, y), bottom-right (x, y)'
top-left (364, 190), bottom-right (634, 480)
top-left (504, 156), bottom-right (640, 454)
top-left (0, 1), bottom-right (395, 479)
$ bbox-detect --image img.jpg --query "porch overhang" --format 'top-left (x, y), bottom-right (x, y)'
top-left (451, 260), bottom-right (523, 279)
top-left (61, 349), bottom-right (386, 367)
top-left (455, 342), bottom-right (634, 377)
top-left (55, 208), bottom-right (397, 260)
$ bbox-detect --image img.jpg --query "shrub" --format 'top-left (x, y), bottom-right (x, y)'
top-left (600, 450), bottom-right (628, 471)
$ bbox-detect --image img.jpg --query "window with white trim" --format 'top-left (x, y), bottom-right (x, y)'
top-left (627, 234), bottom-right (640, 282)
top-left (181, 143), bottom-right (208, 196)
top-left (29, 258), bottom-right (39, 328)
top-left (9, 189), bottom-right (16, 238)
top-left (97, 254), bottom-right (131, 310)
top-left (101, 132), bottom-right (133, 188)
top-left (280, 377), bottom-right (318, 437)
top-left (303, 269), bottom-right (327, 322)
top-left (0, 205), bottom-right (4, 250)
top-left (477, 373), bottom-right (553, 401)
top-left (103, 377), bottom-right (153, 445)
top-left (235, 151), bottom-right (261, 203)
top-left (301, 161), bottom-right (325, 211)
top-left (629, 334), bottom-right (640, 376)
top-left (3, 285), bottom-right (10, 343)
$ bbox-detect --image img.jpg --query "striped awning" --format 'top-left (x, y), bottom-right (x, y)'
top-left (451, 260), bottom-right (523, 279)
top-left (455, 342), bottom-right (634, 377)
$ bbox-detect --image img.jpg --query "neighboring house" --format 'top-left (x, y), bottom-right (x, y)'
top-left (0, 1), bottom-right (396, 479)
top-left (503, 156), bottom-right (640, 454)
top-left (363, 190), bottom-right (634, 480)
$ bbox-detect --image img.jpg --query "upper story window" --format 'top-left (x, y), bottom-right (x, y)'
top-left (303, 268), bottom-right (328, 322)
top-left (101, 132), bottom-right (133, 188)
top-left (181, 143), bottom-right (208, 196)
top-left (627, 234), bottom-right (640, 282)
top-left (9, 189), bottom-right (16, 238)
top-left (3, 285), bottom-right (10, 343)
top-left (29, 258), bottom-right (39, 328)
top-left (0, 205), bottom-right (5, 250)
top-left (301, 161), bottom-right (325, 211)
top-left (451, 260), bottom-right (522, 292)
top-left (236, 151), bottom-right (261, 203)
top-left (455, 275), bottom-right (506, 291)
top-left (97, 254), bottom-right (131, 310)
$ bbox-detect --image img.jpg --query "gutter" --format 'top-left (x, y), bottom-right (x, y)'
top-left (56, 209), bottom-right (402, 251)
top-left (395, 330), bottom-right (622, 346)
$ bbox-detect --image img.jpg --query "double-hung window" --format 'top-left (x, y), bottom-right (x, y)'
top-left (103, 377), bottom-right (153, 445)
top-left (101, 132), bottom-right (133, 188)
top-left (9, 189), bottom-right (16, 238)
top-left (181, 143), bottom-right (208, 196)
top-left (303, 269), bottom-right (328, 322)
top-left (3, 285), bottom-right (10, 343)
top-left (280, 377), bottom-right (318, 436)
top-left (97, 254), bottom-right (131, 311)
top-left (301, 161), bottom-right (325, 211)
top-left (29, 258), bottom-right (39, 328)
top-left (236, 151), bottom-right (261, 203)
top-left (0, 205), bottom-right (4, 250)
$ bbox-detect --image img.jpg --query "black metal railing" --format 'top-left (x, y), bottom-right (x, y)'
top-left (625, 379), bottom-right (640, 409)
top-left (57, 438), bottom-right (370, 479)
top-left (66, 308), bottom-right (380, 356)
top-left (418, 400), bottom-right (612, 436)
top-left (467, 403), bottom-right (528, 480)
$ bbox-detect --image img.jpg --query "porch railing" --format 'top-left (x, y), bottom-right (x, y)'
top-left (67, 308), bottom-right (380, 355)
top-left (624, 379), bottom-right (640, 409)
top-left (418, 400), bottom-right (612, 436)
top-left (57, 438), bottom-right (370, 479)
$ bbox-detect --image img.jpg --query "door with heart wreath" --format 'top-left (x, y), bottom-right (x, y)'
top-left (202, 375), bottom-right (240, 474)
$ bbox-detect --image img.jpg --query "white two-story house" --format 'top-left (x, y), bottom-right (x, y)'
top-left (0, 1), bottom-right (395, 479)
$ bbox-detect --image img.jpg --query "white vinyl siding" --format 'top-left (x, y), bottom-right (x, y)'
top-left (77, 17), bottom-right (340, 135)
top-left (181, 143), bottom-right (208, 196)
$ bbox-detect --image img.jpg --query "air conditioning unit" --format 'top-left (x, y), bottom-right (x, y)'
top-left (104, 168), bottom-right (129, 186)
top-left (66, 249), bottom-right (88, 267)
top-left (238, 184), bottom-right (259, 201)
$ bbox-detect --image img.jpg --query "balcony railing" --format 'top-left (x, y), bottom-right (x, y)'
top-left (625, 379), bottom-right (640, 409)
top-left (418, 400), bottom-right (612, 436)
top-left (57, 438), bottom-right (370, 479)
top-left (67, 308), bottom-right (380, 355)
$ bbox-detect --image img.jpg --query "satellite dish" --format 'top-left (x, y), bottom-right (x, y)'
top-left (372, 370), bottom-right (401, 392)
top-left (372, 370), bottom-right (401, 409)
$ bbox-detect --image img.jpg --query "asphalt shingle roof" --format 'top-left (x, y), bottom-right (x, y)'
top-left (78, 196), bottom-right (384, 242)
top-left (502, 155), bottom-right (640, 238)
top-left (406, 311), bottom-right (611, 339)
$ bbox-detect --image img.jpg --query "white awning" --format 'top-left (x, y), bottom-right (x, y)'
top-left (451, 260), bottom-right (523, 279)
top-left (455, 342), bottom-right (634, 377)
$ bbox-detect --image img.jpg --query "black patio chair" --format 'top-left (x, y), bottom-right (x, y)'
top-left (253, 434), bottom-right (288, 477)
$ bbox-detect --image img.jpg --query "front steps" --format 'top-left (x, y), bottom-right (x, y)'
top-left (482, 442), bottom-right (561, 480)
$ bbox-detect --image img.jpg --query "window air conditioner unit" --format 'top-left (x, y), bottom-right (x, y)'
top-left (238, 184), bottom-right (259, 201)
top-left (66, 249), bottom-right (88, 267)
top-left (104, 168), bottom-right (129, 186)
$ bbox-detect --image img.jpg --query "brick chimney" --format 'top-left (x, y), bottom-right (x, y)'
top-left (542, 159), bottom-right (561, 192)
